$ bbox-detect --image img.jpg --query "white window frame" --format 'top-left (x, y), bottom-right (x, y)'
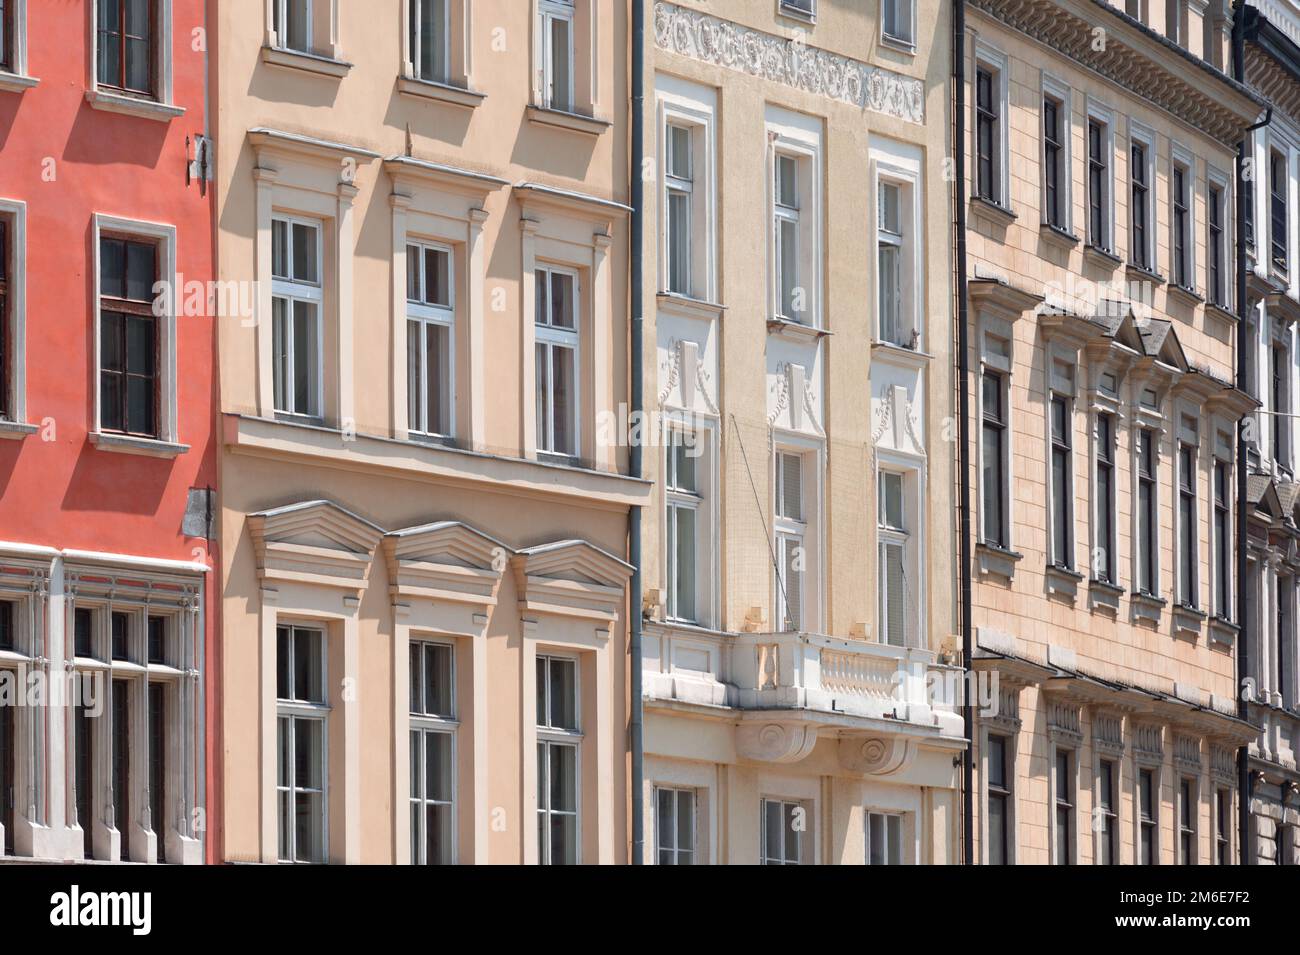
top-left (275, 624), bottom-right (329, 865)
top-left (87, 0), bottom-right (180, 118)
top-left (872, 145), bottom-right (923, 350)
top-left (760, 796), bottom-right (808, 865)
top-left (534, 263), bottom-right (581, 459)
top-left (665, 423), bottom-right (703, 625)
top-left (536, 651), bottom-right (581, 865)
top-left (767, 112), bottom-right (823, 329)
top-left (406, 238), bottom-right (456, 441)
top-left (777, 0), bottom-right (816, 22)
top-left (865, 809), bottom-right (907, 865)
top-left (272, 0), bottom-right (312, 53)
top-left (653, 785), bottom-right (696, 865)
top-left (0, 0), bottom-right (33, 85)
top-left (0, 199), bottom-right (29, 430)
top-left (978, 317), bottom-right (1014, 550)
top-left (409, 638), bottom-right (457, 865)
top-left (537, 0), bottom-right (576, 113)
top-left (774, 441), bottom-right (821, 633)
top-left (1041, 74), bottom-right (1073, 234)
top-left (877, 469), bottom-right (911, 647)
top-left (90, 214), bottom-right (181, 450)
top-left (1206, 166), bottom-right (1233, 309)
top-left (1085, 100), bottom-right (1115, 253)
top-left (880, 0), bottom-right (915, 50)
top-left (1175, 411), bottom-right (1200, 609)
top-left (664, 121), bottom-right (694, 298)
top-left (1212, 429), bottom-right (1233, 620)
top-left (972, 43), bottom-right (1010, 210)
top-left (406, 0), bottom-right (450, 84)
top-left (271, 213), bottom-right (325, 421)
top-left (1169, 144), bottom-right (1195, 293)
top-left (1046, 356), bottom-right (1076, 571)
top-left (1128, 122), bottom-right (1157, 272)
top-left (656, 80), bottom-right (717, 303)
top-left (1132, 395), bottom-right (1163, 598)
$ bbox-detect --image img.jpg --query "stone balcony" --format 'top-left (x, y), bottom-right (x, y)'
top-left (644, 625), bottom-right (965, 770)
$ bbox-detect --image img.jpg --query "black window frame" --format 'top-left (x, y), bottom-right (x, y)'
top-left (0, 215), bottom-right (8, 421)
top-left (987, 733), bottom-right (1011, 865)
top-left (1208, 183), bottom-right (1225, 306)
top-left (981, 370), bottom-right (1007, 548)
top-left (1272, 150), bottom-right (1289, 275)
top-left (1043, 96), bottom-right (1064, 229)
top-left (1178, 776), bottom-right (1196, 865)
top-left (1172, 164), bottom-right (1190, 289)
top-left (1098, 758), bottom-right (1118, 865)
top-left (976, 67), bottom-right (999, 205)
top-left (1131, 141), bottom-right (1150, 270)
top-left (1137, 428), bottom-right (1158, 596)
top-left (1139, 767), bottom-right (1157, 865)
top-left (1095, 412), bottom-right (1115, 584)
top-left (1088, 119), bottom-right (1108, 250)
top-left (1274, 342), bottom-right (1290, 470)
top-left (1214, 459), bottom-right (1230, 618)
top-left (1054, 749), bottom-right (1073, 865)
top-left (1050, 393), bottom-right (1073, 569)
top-left (1178, 443), bottom-right (1197, 608)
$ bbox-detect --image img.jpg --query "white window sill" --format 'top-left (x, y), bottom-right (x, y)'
top-left (525, 104), bottom-right (611, 137)
top-left (397, 75), bottom-right (485, 109)
top-left (0, 71), bottom-right (38, 93)
top-left (90, 431), bottom-right (190, 459)
top-left (881, 35), bottom-right (916, 55)
top-left (766, 316), bottom-right (829, 342)
top-left (261, 46), bottom-right (353, 79)
top-left (0, 419), bottom-right (38, 439)
top-left (85, 88), bottom-right (185, 122)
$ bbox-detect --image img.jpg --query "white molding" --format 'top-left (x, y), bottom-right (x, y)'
top-left (87, 0), bottom-right (177, 112)
top-left (0, 198), bottom-right (28, 427)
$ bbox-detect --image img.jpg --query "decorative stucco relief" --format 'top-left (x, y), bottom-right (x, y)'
top-left (653, 2), bottom-right (925, 125)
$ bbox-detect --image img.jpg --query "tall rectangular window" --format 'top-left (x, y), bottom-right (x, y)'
top-left (775, 450), bottom-right (806, 632)
top-left (0, 599), bottom-right (12, 652)
top-left (987, 734), bottom-right (1011, 865)
top-left (1139, 767), bottom-right (1157, 865)
top-left (1050, 393), bottom-right (1073, 569)
top-left (1214, 459), bottom-right (1230, 618)
top-left (1043, 97), bottom-right (1064, 229)
top-left (536, 654), bottom-right (579, 865)
top-left (1137, 429), bottom-right (1158, 595)
top-left (74, 702), bottom-right (95, 857)
top-left (535, 267), bottom-right (579, 458)
top-left (539, 0), bottom-right (574, 112)
top-left (112, 680), bottom-right (131, 861)
top-left (1178, 442), bottom-right (1197, 607)
top-left (1172, 163), bottom-right (1190, 289)
top-left (881, 0), bottom-right (913, 45)
top-left (761, 798), bottom-right (804, 865)
top-left (0, 693), bottom-right (12, 856)
top-left (273, 0), bottom-right (312, 52)
top-left (147, 681), bottom-right (166, 862)
top-left (665, 124), bottom-right (693, 296)
top-left (1272, 150), bottom-right (1289, 275)
top-left (99, 235), bottom-right (159, 438)
top-left (976, 67), bottom-right (999, 203)
top-left (877, 471), bottom-right (908, 647)
top-left (1098, 758), bottom-right (1118, 865)
top-left (877, 181), bottom-right (904, 345)
top-left (74, 607), bottom-right (94, 659)
top-left (0, 216), bottom-right (8, 421)
top-left (867, 811), bottom-right (904, 865)
top-left (1216, 788), bottom-right (1231, 864)
top-left (1246, 176), bottom-right (1256, 257)
top-left (147, 615), bottom-right (166, 665)
top-left (774, 153), bottom-right (801, 322)
top-left (97, 0), bottom-right (154, 96)
top-left (1179, 777), bottom-right (1196, 865)
top-left (0, 0), bottom-right (11, 73)
top-left (1131, 141), bottom-right (1150, 269)
top-left (1088, 119), bottom-right (1109, 250)
top-left (407, 241), bottom-right (454, 439)
top-left (1208, 183), bottom-right (1225, 306)
top-left (666, 429), bottom-right (700, 623)
top-left (1274, 343), bottom-right (1290, 469)
top-left (1095, 413), bottom-right (1115, 584)
top-left (408, 0), bottom-right (449, 83)
top-left (1055, 750), bottom-right (1073, 865)
top-left (982, 371), bottom-right (1007, 547)
top-left (271, 216), bottom-right (323, 419)
top-left (111, 611), bottom-right (129, 661)
top-left (410, 640), bottom-right (455, 865)
top-left (655, 787), bottom-right (696, 865)
top-left (276, 625), bottom-right (327, 865)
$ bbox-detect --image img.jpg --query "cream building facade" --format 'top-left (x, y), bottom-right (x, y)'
top-left (215, 0), bottom-right (644, 864)
top-left (961, 0), bottom-right (1262, 863)
top-left (638, 0), bottom-right (964, 865)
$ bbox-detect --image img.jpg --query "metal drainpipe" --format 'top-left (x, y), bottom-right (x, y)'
top-left (953, 0), bottom-right (975, 867)
top-left (629, 0), bottom-right (646, 865)
top-left (1232, 0), bottom-right (1264, 866)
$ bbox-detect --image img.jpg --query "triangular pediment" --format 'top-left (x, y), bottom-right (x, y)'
top-left (250, 500), bottom-right (384, 555)
top-left (513, 539), bottom-right (632, 588)
top-left (512, 540), bottom-right (633, 624)
top-left (1136, 319), bottom-right (1189, 372)
top-left (385, 521), bottom-right (510, 571)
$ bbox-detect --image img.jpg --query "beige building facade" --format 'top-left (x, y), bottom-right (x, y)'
top-left (639, 0), bottom-right (964, 865)
top-left (962, 0), bottom-right (1261, 864)
top-left (214, 0), bottom-right (644, 864)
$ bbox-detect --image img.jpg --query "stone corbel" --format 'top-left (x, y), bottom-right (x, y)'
top-left (838, 736), bottom-right (916, 776)
top-left (735, 720), bottom-right (819, 764)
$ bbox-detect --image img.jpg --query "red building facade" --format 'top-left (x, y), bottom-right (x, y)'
top-left (0, 0), bottom-right (215, 863)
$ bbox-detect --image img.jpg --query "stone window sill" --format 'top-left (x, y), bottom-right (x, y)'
top-left (397, 75), bottom-right (485, 109)
top-left (261, 46), bottom-right (353, 79)
top-left (85, 88), bottom-right (185, 122)
top-left (90, 431), bottom-right (190, 459)
top-left (525, 104), bottom-right (610, 137)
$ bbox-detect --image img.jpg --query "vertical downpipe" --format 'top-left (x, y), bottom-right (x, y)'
top-left (953, 0), bottom-right (976, 866)
top-left (1232, 0), bottom-right (1255, 866)
top-left (629, 0), bottom-right (646, 865)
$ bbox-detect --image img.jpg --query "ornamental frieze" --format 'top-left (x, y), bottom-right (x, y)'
top-left (653, 2), bottom-right (925, 125)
